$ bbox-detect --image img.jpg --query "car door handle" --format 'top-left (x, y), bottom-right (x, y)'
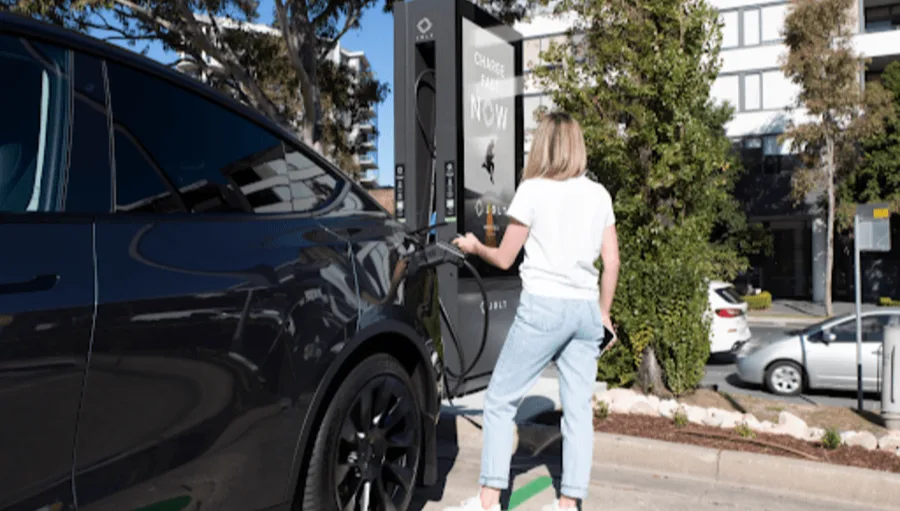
top-left (0, 274), bottom-right (59, 295)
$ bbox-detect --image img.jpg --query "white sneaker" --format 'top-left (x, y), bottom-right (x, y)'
top-left (541, 500), bottom-right (578, 511)
top-left (443, 496), bottom-right (501, 511)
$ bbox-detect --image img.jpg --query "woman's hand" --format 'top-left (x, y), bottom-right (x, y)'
top-left (603, 316), bottom-right (618, 347)
top-left (452, 233), bottom-right (481, 255)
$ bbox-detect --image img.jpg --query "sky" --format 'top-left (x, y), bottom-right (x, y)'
top-left (116, 3), bottom-right (396, 187)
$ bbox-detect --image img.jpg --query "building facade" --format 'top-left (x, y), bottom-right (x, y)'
top-left (514, 4), bottom-right (900, 303)
top-left (175, 18), bottom-right (379, 186)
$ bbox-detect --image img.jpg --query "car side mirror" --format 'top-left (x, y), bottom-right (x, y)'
top-left (823, 331), bottom-right (837, 344)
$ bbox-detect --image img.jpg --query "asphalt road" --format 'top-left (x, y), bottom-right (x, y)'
top-left (703, 325), bottom-right (882, 409)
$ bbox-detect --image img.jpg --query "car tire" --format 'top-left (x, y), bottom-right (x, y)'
top-left (764, 360), bottom-right (804, 396)
top-left (299, 353), bottom-right (422, 511)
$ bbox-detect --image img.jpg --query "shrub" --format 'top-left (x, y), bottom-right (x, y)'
top-left (880, 297), bottom-right (900, 307)
top-left (821, 427), bottom-right (842, 450)
top-left (735, 422), bottom-right (756, 439)
top-left (673, 409), bottom-right (689, 428)
top-left (743, 291), bottom-right (773, 310)
top-left (594, 400), bottom-right (610, 420)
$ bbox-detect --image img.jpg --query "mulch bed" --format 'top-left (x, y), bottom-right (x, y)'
top-left (594, 413), bottom-right (900, 474)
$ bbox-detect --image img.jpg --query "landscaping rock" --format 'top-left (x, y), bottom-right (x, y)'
top-left (845, 431), bottom-right (878, 450)
top-left (718, 411), bottom-right (742, 429)
top-left (757, 420), bottom-right (775, 432)
top-left (647, 394), bottom-right (661, 411)
top-left (658, 399), bottom-right (678, 419)
top-left (805, 427), bottom-right (825, 442)
top-left (702, 409), bottom-right (724, 427)
top-left (630, 401), bottom-right (658, 416)
top-left (841, 431), bottom-right (857, 445)
top-left (878, 433), bottom-right (900, 454)
top-left (740, 413), bottom-right (761, 430)
top-left (775, 411), bottom-right (808, 440)
top-left (684, 405), bottom-right (706, 425)
top-left (607, 388), bottom-right (641, 414)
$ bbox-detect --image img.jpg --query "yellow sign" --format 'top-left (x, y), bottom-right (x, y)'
top-left (874, 207), bottom-right (890, 219)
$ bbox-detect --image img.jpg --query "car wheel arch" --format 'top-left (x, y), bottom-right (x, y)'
top-left (284, 319), bottom-right (439, 507)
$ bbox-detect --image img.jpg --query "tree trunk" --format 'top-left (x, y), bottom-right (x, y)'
top-left (637, 346), bottom-right (672, 398)
top-left (825, 137), bottom-right (836, 317)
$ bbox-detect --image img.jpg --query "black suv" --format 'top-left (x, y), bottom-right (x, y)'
top-left (0, 13), bottom-right (448, 511)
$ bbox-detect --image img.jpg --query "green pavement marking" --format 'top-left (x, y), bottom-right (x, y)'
top-left (508, 476), bottom-right (553, 509)
top-left (133, 495), bottom-right (192, 511)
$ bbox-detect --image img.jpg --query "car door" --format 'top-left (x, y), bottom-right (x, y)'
top-left (0, 33), bottom-right (98, 511)
top-left (70, 57), bottom-right (360, 511)
top-left (805, 315), bottom-right (884, 391)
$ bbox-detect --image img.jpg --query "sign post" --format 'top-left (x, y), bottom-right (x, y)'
top-left (854, 203), bottom-right (891, 412)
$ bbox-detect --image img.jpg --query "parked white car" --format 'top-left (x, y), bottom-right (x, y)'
top-left (707, 281), bottom-right (752, 354)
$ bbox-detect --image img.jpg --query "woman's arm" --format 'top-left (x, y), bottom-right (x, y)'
top-left (599, 224), bottom-right (620, 320)
top-left (453, 219), bottom-right (529, 270)
top-left (474, 220), bottom-right (529, 270)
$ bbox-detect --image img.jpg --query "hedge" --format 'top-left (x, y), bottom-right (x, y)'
top-left (742, 291), bottom-right (772, 311)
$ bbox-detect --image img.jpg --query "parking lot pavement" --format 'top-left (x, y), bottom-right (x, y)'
top-left (411, 439), bottom-right (879, 511)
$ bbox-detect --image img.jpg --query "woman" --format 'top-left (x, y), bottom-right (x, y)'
top-left (448, 112), bottom-right (620, 511)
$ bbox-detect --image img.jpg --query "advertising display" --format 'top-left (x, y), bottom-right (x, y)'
top-left (460, 17), bottom-right (519, 278)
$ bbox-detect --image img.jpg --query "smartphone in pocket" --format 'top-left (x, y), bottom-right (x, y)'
top-left (598, 327), bottom-right (616, 354)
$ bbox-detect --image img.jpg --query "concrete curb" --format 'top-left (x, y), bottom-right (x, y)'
top-left (443, 416), bottom-right (900, 510)
top-left (595, 432), bottom-right (900, 510)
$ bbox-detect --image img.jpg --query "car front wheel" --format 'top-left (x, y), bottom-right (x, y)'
top-left (300, 353), bottom-right (422, 510)
top-left (764, 360), bottom-right (804, 396)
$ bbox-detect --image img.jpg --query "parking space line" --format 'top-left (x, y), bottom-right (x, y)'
top-left (508, 476), bottom-right (553, 509)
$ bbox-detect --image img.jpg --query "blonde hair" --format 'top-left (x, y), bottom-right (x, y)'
top-left (522, 111), bottom-right (588, 181)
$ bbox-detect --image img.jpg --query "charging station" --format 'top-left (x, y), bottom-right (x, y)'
top-left (394, 0), bottom-right (524, 396)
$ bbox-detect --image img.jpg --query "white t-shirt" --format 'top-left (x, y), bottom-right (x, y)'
top-left (506, 174), bottom-right (615, 300)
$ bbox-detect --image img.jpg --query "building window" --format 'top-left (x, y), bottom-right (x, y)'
top-left (743, 73), bottom-right (762, 111)
top-left (523, 94), bottom-right (556, 134)
top-left (522, 34), bottom-right (573, 72)
top-left (761, 4), bottom-right (788, 42)
top-left (762, 70), bottom-right (795, 110)
top-left (736, 134), bottom-right (797, 174)
top-left (742, 8), bottom-right (761, 46)
top-left (721, 11), bottom-right (740, 49)
top-left (865, 5), bottom-right (900, 32)
top-left (711, 75), bottom-right (740, 108)
top-left (719, 69), bottom-right (796, 112)
top-left (719, 3), bottom-right (787, 49)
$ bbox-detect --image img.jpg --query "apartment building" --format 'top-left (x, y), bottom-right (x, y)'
top-left (514, 3), bottom-right (900, 302)
top-left (175, 18), bottom-right (380, 186)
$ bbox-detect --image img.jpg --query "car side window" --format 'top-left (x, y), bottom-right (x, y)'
top-left (105, 61), bottom-right (285, 213)
top-left (0, 35), bottom-right (71, 213)
top-left (831, 316), bottom-right (887, 343)
top-left (103, 60), bottom-right (360, 215)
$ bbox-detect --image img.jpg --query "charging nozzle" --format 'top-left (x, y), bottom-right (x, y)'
top-left (407, 240), bottom-right (466, 276)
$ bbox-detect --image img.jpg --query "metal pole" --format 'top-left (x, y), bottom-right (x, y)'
top-left (855, 213), bottom-right (864, 412)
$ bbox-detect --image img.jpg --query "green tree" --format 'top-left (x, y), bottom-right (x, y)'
top-left (841, 61), bottom-right (900, 227)
top-left (3, 0), bottom-right (530, 172)
top-left (533, 0), bottom-right (750, 395)
top-left (781, 0), bottom-right (892, 315)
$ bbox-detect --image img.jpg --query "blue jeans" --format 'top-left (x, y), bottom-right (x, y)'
top-left (479, 291), bottom-right (604, 501)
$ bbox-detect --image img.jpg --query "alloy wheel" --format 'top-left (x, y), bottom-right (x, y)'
top-left (333, 375), bottom-right (419, 511)
top-left (770, 364), bottom-right (802, 394)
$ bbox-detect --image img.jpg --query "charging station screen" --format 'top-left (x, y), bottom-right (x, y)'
top-left (461, 17), bottom-right (518, 279)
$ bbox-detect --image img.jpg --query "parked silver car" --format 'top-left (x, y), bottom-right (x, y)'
top-left (734, 308), bottom-right (900, 396)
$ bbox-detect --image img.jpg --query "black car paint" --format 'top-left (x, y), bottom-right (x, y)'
top-left (0, 13), bottom-right (443, 511)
